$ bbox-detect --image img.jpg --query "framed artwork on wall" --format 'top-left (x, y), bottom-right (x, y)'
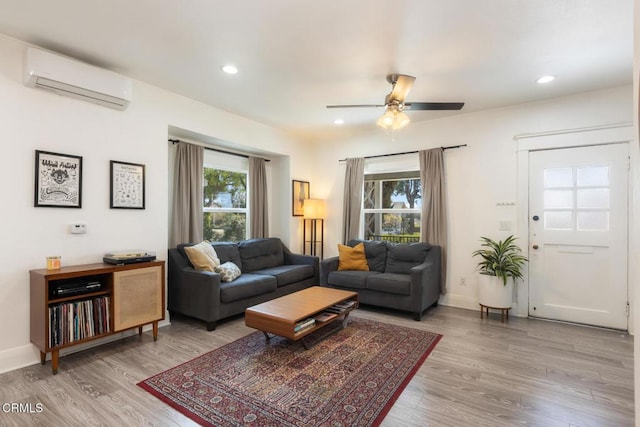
top-left (34, 150), bottom-right (83, 208)
top-left (292, 180), bottom-right (310, 216)
top-left (110, 160), bottom-right (145, 209)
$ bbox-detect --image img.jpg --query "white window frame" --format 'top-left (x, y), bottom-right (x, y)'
top-left (362, 172), bottom-right (422, 240)
top-left (202, 152), bottom-right (249, 241)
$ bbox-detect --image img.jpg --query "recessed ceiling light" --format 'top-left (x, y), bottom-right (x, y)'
top-left (536, 75), bottom-right (555, 84)
top-left (222, 65), bottom-right (238, 75)
top-left (334, 118), bottom-right (344, 125)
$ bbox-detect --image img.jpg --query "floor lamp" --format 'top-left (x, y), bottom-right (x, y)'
top-left (303, 199), bottom-right (325, 259)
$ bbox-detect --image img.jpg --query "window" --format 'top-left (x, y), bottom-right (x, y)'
top-left (363, 172), bottom-right (421, 243)
top-left (203, 167), bottom-right (247, 241)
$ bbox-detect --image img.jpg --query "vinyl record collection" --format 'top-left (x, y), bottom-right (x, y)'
top-left (48, 296), bottom-right (111, 347)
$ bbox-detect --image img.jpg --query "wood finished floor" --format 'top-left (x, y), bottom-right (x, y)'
top-left (0, 305), bottom-right (633, 426)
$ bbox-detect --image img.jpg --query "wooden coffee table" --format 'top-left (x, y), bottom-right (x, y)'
top-left (245, 286), bottom-right (358, 349)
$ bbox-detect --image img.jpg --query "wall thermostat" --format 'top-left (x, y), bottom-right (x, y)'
top-left (70, 224), bottom-right (87, 234)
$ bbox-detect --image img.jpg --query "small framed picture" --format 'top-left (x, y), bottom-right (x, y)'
top-left (34, 150), bottom-right (82, 208)
top-left (292, 180), bottom-right (310, 216)
top-left (110, 160), bottom-right (145, 209)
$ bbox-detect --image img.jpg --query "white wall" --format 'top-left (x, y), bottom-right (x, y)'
top-left (0, 34), bottom-right (314, 373)
top-left (311, 85), bottom-right (634, 313)
top-left (632, 0), bottom-right (639, 422)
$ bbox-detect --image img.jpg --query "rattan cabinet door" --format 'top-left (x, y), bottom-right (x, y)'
top-left (113, 266), bottom-right (163, 331)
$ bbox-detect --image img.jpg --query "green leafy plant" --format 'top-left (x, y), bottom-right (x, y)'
top-left (472, 235), bottom-right (528, 286)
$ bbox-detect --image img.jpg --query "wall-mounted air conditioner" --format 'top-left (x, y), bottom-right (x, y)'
top-left (23, 48), bottom-right (132, 110)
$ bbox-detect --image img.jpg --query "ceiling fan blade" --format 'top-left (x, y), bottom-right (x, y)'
top-left (404, 102), bottom-right (464, 111)
top-left (387, 74), bottom-right (416, 103)
top-left (326, 104), bottom-right (385, 109)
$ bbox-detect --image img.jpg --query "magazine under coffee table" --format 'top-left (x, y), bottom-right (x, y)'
top-left (244, 286), bottom-right (359, 349)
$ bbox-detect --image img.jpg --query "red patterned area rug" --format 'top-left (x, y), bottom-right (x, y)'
top-left (138, 318), bottom-right (441, 426)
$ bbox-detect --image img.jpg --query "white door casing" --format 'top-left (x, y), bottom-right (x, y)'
top-left (528, 143), bottom-right (629, 329)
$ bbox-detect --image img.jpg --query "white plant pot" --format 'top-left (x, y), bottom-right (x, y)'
top-left (478, 274), bottom-right (513, 308)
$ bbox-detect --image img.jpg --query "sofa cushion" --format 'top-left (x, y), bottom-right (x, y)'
top-left (366, 273), bottom-right (412, 296)
top-left (328, 270), bottom-right (380, 289)
top-left (219, 274), bottom-right (277, 302)
top-left (211, 242), bottom-right (242, 270)
top-left (238, 238), bottom-right (284, 272)
top-left (385, 242), bottom-right (431, 274)
top-left (252, 264), bottom-right (314, 287)
top-left (338, 243), bottom-right (369, 271)
top-left (348, 239), bottom-right (387, 272)
top-left (214, 261), bottom-right (242, 282)
top-left (182, 241), bottom-right (220, 272)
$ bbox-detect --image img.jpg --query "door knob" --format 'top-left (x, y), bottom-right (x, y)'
top-left (532, 244), bottom-right (539, 250)
top-left (532, 215), bottom-right (539, 221)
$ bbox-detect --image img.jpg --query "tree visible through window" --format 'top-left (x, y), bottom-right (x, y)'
top-left (203, 167), bottom-right (247, 241)
top-left (363, 173), bottom-right (421, 243)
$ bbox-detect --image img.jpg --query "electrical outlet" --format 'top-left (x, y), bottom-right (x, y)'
top-left (460, 276), bottom-right (466, 286)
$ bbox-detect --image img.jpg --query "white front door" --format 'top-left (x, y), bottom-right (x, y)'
top-left (528, 143), bottom-right (629, 330)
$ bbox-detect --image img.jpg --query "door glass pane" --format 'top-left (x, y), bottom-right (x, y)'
top-left (544, 168), bottom-right (573, 188)
top-left (544, 211), bottom-right (573, 230)
top-left (544, 190), bottom-right (573, 209)
top-left (577, 211), bottom-right (609, 231)
top-left (577, 189), bottom-right (609, 209)
top-left (577, 166), bottom-right (609, 187)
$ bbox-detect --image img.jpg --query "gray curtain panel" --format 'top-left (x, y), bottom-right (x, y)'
top-left (342, 157), bottom-right (365, 244)
top-left (249, 157), bottom-right (269, 238)
top-left (170, 142), bottom-right (204, 247)
top-left (419, 148), bottom-right (448, 295)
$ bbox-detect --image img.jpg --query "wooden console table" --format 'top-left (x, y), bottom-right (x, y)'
top-left (30, 261), bottom-right (165, 374)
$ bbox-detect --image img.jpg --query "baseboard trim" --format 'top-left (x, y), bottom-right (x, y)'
top-left (439, 294), bottom-right (524, 317)
top-left (439, 293), bottom-right (480, 311)
top-left (0, 319), bottom-right (171, 375)
top-left (0, 344), bottom-right (41, 375)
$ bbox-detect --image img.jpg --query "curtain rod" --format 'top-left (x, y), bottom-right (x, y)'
top-left (168, 139), bottom-right (271, 162)
top-left (338, 144), bottom-right (467, 162)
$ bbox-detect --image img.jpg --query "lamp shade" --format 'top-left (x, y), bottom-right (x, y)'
top-left (303, 198), bottom-right (325, 219)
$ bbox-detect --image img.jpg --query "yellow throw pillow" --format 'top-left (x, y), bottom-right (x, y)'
top-left (183, 241), bottom-right (220, 272)
top-left (337, 243), bottom-right (369, 271)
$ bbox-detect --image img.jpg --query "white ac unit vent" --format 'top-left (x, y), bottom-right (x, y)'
top-left (24, 48), bottom-right (132, 110)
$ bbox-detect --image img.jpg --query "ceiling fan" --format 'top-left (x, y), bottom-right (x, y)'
top-left (326, 74), bottom-right (464, 130)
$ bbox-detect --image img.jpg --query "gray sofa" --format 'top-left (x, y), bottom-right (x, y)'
top-left (168, 237), bottom-right (318, 330)
top-left (320, 239), bottom-right (441, 320)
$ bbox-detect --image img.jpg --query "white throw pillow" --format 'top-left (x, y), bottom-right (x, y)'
top-left (215, 261), bottom-right (242, 282)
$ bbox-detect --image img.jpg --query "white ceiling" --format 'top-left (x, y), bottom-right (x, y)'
top-left (0, 0), bottom-right (633, 141)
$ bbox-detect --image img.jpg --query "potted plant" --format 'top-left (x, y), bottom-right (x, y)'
top-left (472, 235), bottom-right (528, 308)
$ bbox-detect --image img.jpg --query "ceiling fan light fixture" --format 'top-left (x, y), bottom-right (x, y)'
top-left (392, 111), bottom-right (410, 129)
top-left (382, 110), bottom-right (395, 125)
top-left (377, 107), bottom-right (409, 130)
